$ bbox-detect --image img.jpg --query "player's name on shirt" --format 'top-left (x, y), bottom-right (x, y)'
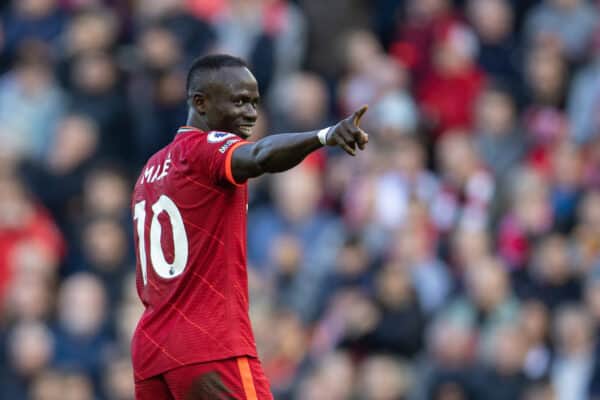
top-left (141, 154), bottom-right (172, 185)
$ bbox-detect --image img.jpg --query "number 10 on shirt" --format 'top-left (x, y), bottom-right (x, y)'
top-left (134, 195), bottom-right (189, 285)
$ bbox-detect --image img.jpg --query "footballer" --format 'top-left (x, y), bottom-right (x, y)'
top-left (131, 54), bottom-right (369, 399)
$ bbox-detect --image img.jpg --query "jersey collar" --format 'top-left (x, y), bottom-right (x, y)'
top-left (177, 126), bottom-right (204, 135)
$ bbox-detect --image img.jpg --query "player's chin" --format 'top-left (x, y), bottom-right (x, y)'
top-left (236, 125), bottom-right (254, 139)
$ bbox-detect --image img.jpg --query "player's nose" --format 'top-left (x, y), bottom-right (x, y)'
top-left (242, 105), bottom-right (257, 123)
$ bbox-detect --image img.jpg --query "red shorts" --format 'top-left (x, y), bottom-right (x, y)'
top-left (134, 356), bottom-right (273, 400)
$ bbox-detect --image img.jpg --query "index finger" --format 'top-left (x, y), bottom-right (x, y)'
top-left (352, 105), bottom-right (369, 127)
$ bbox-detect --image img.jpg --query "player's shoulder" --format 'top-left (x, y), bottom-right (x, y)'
top-left (169, 127), bottom-right (247, 163)
top-left (177, 128), bottom-right (238, 147)
top-left (190, 130), bottom-right (245, 157)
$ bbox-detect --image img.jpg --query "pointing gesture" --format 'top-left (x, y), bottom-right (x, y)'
top-left (322, 105), bottom-right (370, 156)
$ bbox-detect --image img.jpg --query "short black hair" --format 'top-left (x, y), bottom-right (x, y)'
top-left (186, 54), bottom-right (248, 96)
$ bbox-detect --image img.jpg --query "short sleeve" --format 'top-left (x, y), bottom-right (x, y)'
top-left (190, 131), bottom-right (250, 186)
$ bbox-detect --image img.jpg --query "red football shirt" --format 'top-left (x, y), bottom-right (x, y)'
top-left (130, 126), bottom-right (257, 379)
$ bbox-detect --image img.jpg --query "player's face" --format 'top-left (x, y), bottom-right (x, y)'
top-left (205, 67), bottom-right (260, 139)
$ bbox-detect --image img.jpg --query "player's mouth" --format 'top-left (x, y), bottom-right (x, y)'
top-left (238, 124), bottom-right (254, 136)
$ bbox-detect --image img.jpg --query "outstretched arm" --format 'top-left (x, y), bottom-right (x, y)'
top-left (231, 106), bottom-right (369, 183)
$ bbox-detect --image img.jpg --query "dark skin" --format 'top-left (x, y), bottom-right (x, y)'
top-left (188, 66), bottom-right (369, 183)
top-left (186, 66), bottom-right (368, 397)
top-left (185, 372), bottom-right (235, 400)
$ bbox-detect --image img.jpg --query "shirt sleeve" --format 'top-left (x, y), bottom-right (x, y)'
top-left (190, 131), bottom-right (250, 186)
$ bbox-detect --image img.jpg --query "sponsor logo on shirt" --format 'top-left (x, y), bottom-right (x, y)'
top-left (219, 138), bottom-right (240, 153)
top-left (207, 131), bottom-right (237, 143)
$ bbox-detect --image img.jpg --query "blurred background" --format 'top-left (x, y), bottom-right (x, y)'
top-left (1, 0), bottom-right (600, 399)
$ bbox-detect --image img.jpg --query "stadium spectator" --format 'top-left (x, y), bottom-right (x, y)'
top-left (574, 189), bottom-right (600, 273)
top-left (420, 318), bottom-right (478, 400)
top-left (268, 71), bottom-right (331, 132)
top-left (391, 0), bottom-right (459, 83)
top-left (523, 45), bottom-right (569, 173)
top-left (443, 256), bottom-right (521, 358)
top-left (128, 25), bottom-right (187, 164)
top-left (524, 0), bottom-right (599, 62)
top-left (474, 83), bottom-right (526, 187)
top-left (390, 220), bottom-right (451, 314)
top-left (0, 41), bottom-right (66, 160)
top-left (548, 140), bottom-right (585, 231)
top-left (432, 132), bottom-right (494, 233)
top-left (498, 167), bottom-right (553, 269)
top-left (359, 262), bottom-right (426, 357)
top-left (0, 175), bottom-right (63, 305)
top-left (519, 300), bottom-right (552, 380)
top-left (52, 273), bottom-right (112, 390)
top-left (476, 324), bottom-right (530, 400)
top-left (356, 355), bottom-right (413, 400)
top-left (102, 354), bottom-right (135, 400)
top-left (417, 22), bottom-right (485, 138)
top-left (76, 216), bottom-right (132, 300)
top-left (21, 114), bottom-right (99, 229)
top-left (364, 136), bottom-right (438, 231)
top-left (299, 0), bottom-right (370, 78)
top-left (29, 369), bottom-right (63, 400)
top-left (212, 0), bottom-right (306, 94)
top-left (526, 233), bottom-right (582, 310)
top-left (2, 321), bottom-right (54, 398)
top-left (450, 225), bottom-right (493, 272)
top-left (68, 51), bottom-right (131, 160)
top-left (2, 0), bottom-right (66, 60)
top-left (467, 0), bottom-right (522, 95)
top-left (82, 164), bottom-right (131, 219)
top-left (4, 241), bottom-right (58, 321)
top-left (132, 0), bottom-right (216, 64)
top-left (551, 305), bottom-right (599, 400)
top-left (296, 351), bottom-right (356, 400)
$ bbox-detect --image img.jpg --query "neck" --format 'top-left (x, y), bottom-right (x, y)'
top-left (186, 110), bottom-right (210, 131)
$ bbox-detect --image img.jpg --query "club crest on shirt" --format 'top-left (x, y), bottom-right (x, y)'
top-left (207, 131), bottom-right (237, 143)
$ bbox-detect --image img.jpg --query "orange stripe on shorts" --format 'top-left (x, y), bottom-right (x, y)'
top-left (237, 357), bottom-right (258, 400)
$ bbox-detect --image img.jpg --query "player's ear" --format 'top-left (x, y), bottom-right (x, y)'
top-left (191, 91), bottom-right (208, 115)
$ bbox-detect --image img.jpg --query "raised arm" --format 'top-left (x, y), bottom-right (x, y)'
top-left (231, 106), bottom-right (369, 183)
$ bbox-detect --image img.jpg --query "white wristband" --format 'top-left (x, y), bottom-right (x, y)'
top-left (317, 127), bottom-right (330, 146)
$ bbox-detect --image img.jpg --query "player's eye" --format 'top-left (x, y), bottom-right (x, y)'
top-left (233, 99), bottom-right (244, 106)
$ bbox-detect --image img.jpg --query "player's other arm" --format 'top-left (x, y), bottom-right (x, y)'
top-left (231, 105), bottom-right (369, 182)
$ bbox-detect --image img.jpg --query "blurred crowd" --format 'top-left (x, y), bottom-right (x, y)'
top-left (1, 0), bottom-right (600, 399)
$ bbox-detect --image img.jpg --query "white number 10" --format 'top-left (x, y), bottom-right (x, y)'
top-left (134, 195), bottom-right (189, 285)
